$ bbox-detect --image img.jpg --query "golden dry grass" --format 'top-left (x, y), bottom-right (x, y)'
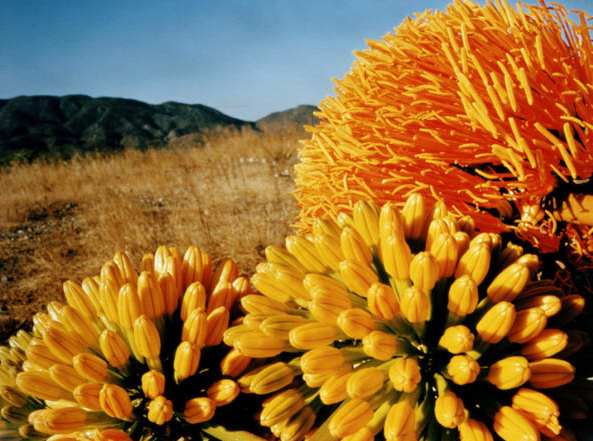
top-left (0, 127), bottom-right (302, 339)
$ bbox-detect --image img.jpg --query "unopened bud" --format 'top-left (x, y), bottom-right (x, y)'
top-left (455, 244), bottom-right (491, 286)
top-left (73, 383), bottom-right (102, 411)
top-left (446, 355), bottom-right (480, 385)
top-left (133, 315), bottom-right (161, 359)
top-left (388, 357), bottom-right (421, 392)
top-left (435, 391), bottom-right (466, 428)
top-left (99, 383), bottom-right (133, 420)
top-left (367, 282), bottom-right (399, 320)
top-left (528, 358), bottom-right (575, 389)
top-left (180, 282), bottom-right (207, 321)
top-left (147, 395), bottom-right (173, 425)
top-left (220, 348), bottom-right (252, 377)
top-left (507, 307), bottom-right (547, 344)
top-left (448, 275), bottom-right (478, 317)
top-left (141, 370), bottom-right (166, 399)
top-left (493, 406), bottom-right (539, 441)
top-left (184, 397), bottom-right (215, 424)
top-left (207, 379), bottom-right (239, 406)
top-left (289, 322), bottom-right (337, 350)
top-left (512, 387), bottom-right (560, 436)
top-left (260, 388), bottom-right (305, 427)
top-left (487, 356), bottom-right (531, 390)
top-left (235, 332), bottom-right (286, 358)
top-left (286, 235), bottom-right (328, 273)
top-left (300, 346), bottom-right (344, 375)
top-left (439, 325), bottom-right (474, 354)
top-left (329, 398), bottom-right (373, 438)
top-left (347, 366), bottom-right (385, 399)
top-left (458, 418), bottom-right (494, 441)
top-left (250, 362), bottom-right (296, 395)
top-left (319, 370), bottom-right (353, 404)
top-left (173, 341), bottom-right (201, 383)
top-left (99, 330), bottom-right (129, 367)
top-left (430, 232), bottom-right (459, 278)
top-left (476, 301), bottom-right (516, 344)
top-left (362, 330), bottom-right (407, 360)
top-left (337, 308), bottom-right (375, 339)
top-left (49, 363), bottom-right (86, 392)
top-left (487, 263), bottom-right (531, 303)
top-left (339, 260), bottom-right (379, 298)
top-left (73, 353), bottom-right (108, 383)
top-left (341, 226), bottom-right (373, 265)
top-left (384, 400), bottom-right (415, 441)
top-left (400, 286), bottom-right (430, 323)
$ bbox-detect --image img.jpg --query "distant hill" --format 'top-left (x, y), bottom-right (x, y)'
top-left (0, 95), bottom-right (318, 165)
top-left (256, 105), bottom-right (319, 132)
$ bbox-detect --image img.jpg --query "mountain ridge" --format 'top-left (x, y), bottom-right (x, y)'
top-left (0, 95), bottom-right (319, 165)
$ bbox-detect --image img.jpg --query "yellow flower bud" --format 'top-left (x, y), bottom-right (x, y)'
top-left (99, 277), bottom-right (120, 325)
top-left (515, 294), bottom-right (562, 319)
top-left (273, 267), bottom-right (310, 302)
top-left (339, 260), bottom-right (379, 298)
top-left (260, 388), bottom-right (305, 427)
top-left (346, 366), bottom-right (385, 399)
top-left (289, 322), bottom-right (337, 350)
top-left (310, 286), bottom-right (352, 324)
top-left (300, 346), bottom-right (345, 375)
top-left (81, 277), bottom-right (102, 316)
top-left (342, 427), bottom-right (374, 441)
top-left (220, 348), bottom-right (252, 378)
top-left (260, 314), bottom-right (308, 339)
top-left (402, 193), bottom-right (426, 240)
top-left (381, 233), bottom-right (412, 280)
top-left (487, 263), bottom-right (531, 303)
top-left (234, 332), bottom-right (286, 358)
top-left (286, 235), bottom-right (328, 273)
top-left (141, 370), bottom-right (166, 399)
top-left (141, 253), bottom-right (155, 273)
top-left (184, 397), bottom-right (215, 424)
top-left (99, 383), bottom-right (133, 420)
top-left (550, 294), bottom-right (586, 327)
top-left (0, 385), bottom-right (27, 407)
top-left (95, 428), bottom-right (134, 441)
top-left (204, 306), bottom-right (230, 346)
top-left (439, 325), bottom-right (474, 354)
top-left (363, 330), bottom-right (406, 360)
top-left (430, 232), bottom-right (459, 278)
top-left (435, 391), bottom-right (466, 428)
top-left (353, 200), bottom-right (380, 246)
top-left (73, 383), bottom-right (102, 411)
top-left (447, 275), bottom-right (478, 317)
top-left (265, 244), bottom-right (308, 274)
top-left (446, 355), bottom-right (480, 385)
top-left (512, 388), bottom-right (560, 436)
top-left (476, 301), bottom-right (516, 344)
top-left (49, 363), bottom-right (86, 392)
top-left (515, 254), bottom-right (539, 275)
top-left (313, 233), bottom-right (342, 269)
top-left (181, 245), bottom-right (205, 289)
top-left (493, 406), bottom-right (539, 441)
top-left (158, 273), bottom-right (179, 316)
top-left (319, 370), bottom-right (353, 404)
top-left (73, 353), bottom-right (108, 383)
top-left (400, 286), bottom-right (430, 323)
top-left (173, 341), bottom-right (201, 383)
top-left (454, 231), bottom-right (470, 257)
top-left (207, 281), bottom-right (237, 314)
top-left (99, 330), bottom-right (129, 368)
top-left (133, 315), bottom-right (161, 359)
top-left (487, 356), bottom-right (531, 390)
top-left (207, 379), bottom-right (239, 406)
top-left (26, 341), bottom-right (62, 369)
top-left (43, 324), bottom-right (86, 365)
top-left (63, 280), bottom-right (96, 320)
top-left (16, 371), bottom-right (70, 401)
top-left (113, 250), bottom-right (138, 285)
top-left (454, 244), bottom-right (491, 286)
top-left (426, 219), bottom-right (451, 253)
top-left (528, 358), bottom-right (575, 389)
top-left (116, 283), bottom-right (143, 331)
top-left (341, 226), bottom-right (373, 265)
top-left (281, 405), bottom-right (316, 441)
top-left (138, 271), bottom-right (165, 320)
top-left (410, 251), bottom-right (439, 292)
top-left (388, 357), bottom-right (421, 393)
top-left (329, 398), bottom-right (373, 438)
top-left (337, 308), bottom-right (375, 339)
top-left (507, 307), bottom-right (547, 344)
top-left (250, 362), bottom-right (296, 395)
top-left (42, 407), bottom-right (87, 434)
top-left (241, 294), bottom-right (287, 316)
top-left (147, 395), bottom-right (173, 425)
top-left (182, 308), bottom-right (207, 347)
top-left (1, 405), bottom-right (32, 424)
top-left (180, 282), bottom-right (207, 321)
top-left (458, 418), bottom-right (494, 441)
top-left (303, 364), bottom-right (352, 389)
top-left (101, 260), bottom-right (124, 287)
top-left (58, 305), bottom-right (99, 347)
top-left (367, 282), bottom-right (399, 320)
top-left (521, 329), bottom-right (568, 361)
top-left (384, 400), bottom-right (415, 441)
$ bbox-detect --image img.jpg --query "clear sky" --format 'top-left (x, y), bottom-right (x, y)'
top-left (1, 0), bottom-right (593, 121)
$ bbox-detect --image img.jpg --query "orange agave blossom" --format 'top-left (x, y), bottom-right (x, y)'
top-left (294, 0), bottom-right (593, 255)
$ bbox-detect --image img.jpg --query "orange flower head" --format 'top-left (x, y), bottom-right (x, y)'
top-left (295, 0), bottom-right (593, 256)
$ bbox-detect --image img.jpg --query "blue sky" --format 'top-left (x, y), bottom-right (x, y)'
top-left (1, 1), bottom-right (593, 121)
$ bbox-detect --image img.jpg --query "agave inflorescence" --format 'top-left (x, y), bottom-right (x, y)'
top-left (294, 0), bottom-right (593, 262)
top-left (1, 246), bottom-right (263, 441)
top-left (225, 193), bottom-right (589, 441)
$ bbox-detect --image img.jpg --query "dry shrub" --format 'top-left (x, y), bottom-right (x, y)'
top-left (0, 127), bottom-right (302, 339)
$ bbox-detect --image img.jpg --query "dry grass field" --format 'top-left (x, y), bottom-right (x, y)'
top-left (0, 127), bottom-right (303, 341)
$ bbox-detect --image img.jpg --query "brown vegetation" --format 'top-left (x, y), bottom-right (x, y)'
top-left (0, 127), bottom-right (302, 340)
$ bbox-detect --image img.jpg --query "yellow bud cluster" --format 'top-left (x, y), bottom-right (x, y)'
top-left (8, 246), bottom-right (244, 441)
top-left (226, 194), bottom-right (586, 441)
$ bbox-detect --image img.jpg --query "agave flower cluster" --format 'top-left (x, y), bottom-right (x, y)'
top-left (294, 0), bottom-right (593, 254)
top-left (225, 194), bottom-right (588, 441)
top-left (2, 246), bottom-right (250, 441)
